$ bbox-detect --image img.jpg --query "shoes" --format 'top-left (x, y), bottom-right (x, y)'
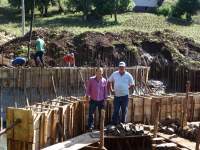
top-left (88, 127), bottom-right (93, 132)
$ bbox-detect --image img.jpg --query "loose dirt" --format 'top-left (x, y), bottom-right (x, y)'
top-left (0, 29), bottom-right (200, 71)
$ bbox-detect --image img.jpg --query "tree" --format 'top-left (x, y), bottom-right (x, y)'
top-left (8, 0), bottom-right (51, 16)
top-left (172, 0), bottom-right (200, 21)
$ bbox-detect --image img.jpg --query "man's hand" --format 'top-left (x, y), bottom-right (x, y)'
top-left (110, 90), bottom-right (115, 95)
top-left (86, 96), bottom-right (90, 104)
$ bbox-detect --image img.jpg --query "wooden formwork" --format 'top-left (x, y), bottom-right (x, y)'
top-left (6, 93), bottom-right (200, 150)
top-left (6, 96), bottom-right (86, 150)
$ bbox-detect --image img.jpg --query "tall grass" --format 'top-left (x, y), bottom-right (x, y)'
top-left (0, 1), bottom-right (200, 43)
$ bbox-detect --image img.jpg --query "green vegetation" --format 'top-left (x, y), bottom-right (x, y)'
top-left (16, 45), bottom-right (28, 57)
top-left (0, 0), bottom-right (200, 43)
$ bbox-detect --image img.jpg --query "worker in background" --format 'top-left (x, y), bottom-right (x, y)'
top-left (85, 67), bottom-right (108, 132)
top-left (12, 57), bottom-right (26, 67)
top-left (33, 35), bottom-right (46, 67)
top-left (63, 52), bottom-right (75, 67)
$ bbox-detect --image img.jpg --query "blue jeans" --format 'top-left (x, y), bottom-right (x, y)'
top-left (112, 95), bottom-right (129, 125)
top-left (88, 99), bottom-right (105, 129)
top-left (34, 51), bottom-right (44, 67)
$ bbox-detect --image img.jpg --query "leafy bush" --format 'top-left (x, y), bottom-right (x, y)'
top-left (172, 0), bottom-right (200, 21)
top-left (156, 5), bottom-right (172, 17)
top-left (16, 45), bottom-right (28, 57)
top-left (118, 0), bottom-right (133, 13)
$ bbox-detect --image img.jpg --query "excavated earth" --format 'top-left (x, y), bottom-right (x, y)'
top-left (0, 29), bottom-right (200, 71)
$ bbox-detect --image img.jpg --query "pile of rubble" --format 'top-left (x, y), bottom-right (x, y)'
top-left (105, 123), bottom-right (149, 137)
top-left (158, 117), bottom-right (200, 141)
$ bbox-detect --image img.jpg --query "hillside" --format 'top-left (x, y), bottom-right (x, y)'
top-left (0, 29), bottom-right (200, 70)
top-left (0, 0), bottom-right (200, 71)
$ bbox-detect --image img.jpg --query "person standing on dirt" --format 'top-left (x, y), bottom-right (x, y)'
top-left (33, 35), bottom-right (45, 67)
top-left (108, 61), bottom-right (135, 126)
top-left (63, 52), bottom-right (75, 67)
top-left (85, 67), bottom-right (108, 132)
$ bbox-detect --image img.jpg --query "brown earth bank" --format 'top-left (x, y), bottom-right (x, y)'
top-left (0, 29), bottom-right (200, 69)
top-left (0, 29), bottom-right (200, 92)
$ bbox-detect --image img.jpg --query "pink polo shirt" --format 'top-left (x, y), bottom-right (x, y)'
top-left (86, 76), bottom-right (108, 101)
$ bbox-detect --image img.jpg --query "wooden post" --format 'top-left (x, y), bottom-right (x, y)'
top-left (195, 123), bottom-right (200, 150)
top-left (182, 81), bottom-right (190, 129)
top-left (153, 101), bottom-right (160, 138)
top-left (100, 109), bottom-right (105, 150)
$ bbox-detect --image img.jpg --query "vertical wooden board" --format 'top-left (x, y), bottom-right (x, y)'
top-left (31, 142), bottom-right (40, 150)
top-left (66, 104), bottom-right (71, 139)
top-left (143, 97), bottom-right (152, 123)
top-left (161, 96), bottom-right (168, 119)
top-left (7, 138), bottom-right (11, 150)
top-left (173, 96), bottom-right (183, 118)
top-left (126, 97), bottom-right (135, 123)
top-left (193, 94), bottom-right (200, 121)
top-left (33, 113), bottom-right (41, 130)
top-left (151, 96), bottom-right (161, 123)
top-left (6, 107), bottom-right (14, 139)
top-left (33, 129), bottom-right (40, 144)
top-left (46, 110), bottom-right (53, 139)
top-left (39, 113), bottom-right (45, 149)
top-left (133, 97), bottom-right (143, 122)
top-left (13, 109), bottom-right (32, 142)
top-left (28, 109), bottom-right (34, 142)
top-left (85, 99), bottom-right (89, 129)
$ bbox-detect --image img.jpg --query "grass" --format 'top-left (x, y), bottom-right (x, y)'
top-left (0, 0), bottom-right (200, 43)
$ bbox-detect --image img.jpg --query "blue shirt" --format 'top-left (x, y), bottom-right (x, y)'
top-left (108, 71), bottom-right (134, 97)
top-left (12, 57), bottom-right (26, 65)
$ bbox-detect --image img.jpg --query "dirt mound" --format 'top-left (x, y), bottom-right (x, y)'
top-left (0, 29), bottom-right (200, 70)
top-left (0, 30), bottom-right (16, 46)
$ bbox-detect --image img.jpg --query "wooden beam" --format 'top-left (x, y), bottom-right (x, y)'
top-left (0, 119), bottom-right (21, 135)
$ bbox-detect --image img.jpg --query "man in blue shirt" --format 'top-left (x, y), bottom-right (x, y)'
top-left (12, 57), bottom-right (26, 66)
top-left (108, 61), bottom-right (135, 125)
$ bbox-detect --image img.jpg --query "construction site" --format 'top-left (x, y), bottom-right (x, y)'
top-left (0, 65), bottom-right (199, 150)
top-left (0, 26), bottom-right (200, 150)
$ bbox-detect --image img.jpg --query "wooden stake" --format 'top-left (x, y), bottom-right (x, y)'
top-left (153, 101), bottom-right (160, 138)
top-left (182, 81), bottom-right (190, 129)
top-left (99, 109), bottom-right (105, 150)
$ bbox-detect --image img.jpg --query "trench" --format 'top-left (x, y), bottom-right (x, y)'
top-left (0, 67), bottom-right (200, 150)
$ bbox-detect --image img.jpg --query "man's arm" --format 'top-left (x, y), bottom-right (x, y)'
top-left (128, 85), bottom-right (135, 90)
top-left (107, 81), bottom-right (115, 95)
top-left (85, 79), bottom-right (91, 101)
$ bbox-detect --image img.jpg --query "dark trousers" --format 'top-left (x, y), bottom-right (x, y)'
top-left (111, 95), bottom-right (129, 125)
top-left (88, 99), bottom-right (105, 129)
top-left (34, 51), bottom-right (44, 67)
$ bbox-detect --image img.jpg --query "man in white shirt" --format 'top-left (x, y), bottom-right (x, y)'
top-left (108, 61), bottom-right (134, 125)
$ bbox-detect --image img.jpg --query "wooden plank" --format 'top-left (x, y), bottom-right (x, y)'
top-left (13, 109), bottom-right (33, 142)
top-left (41, 131), bottom-right (100, 150)
top-left (6, 107), bottom-right (14, 139)
top-left (39, 113), bottom-right (45, 149)
top-left (157, 132), bottom-right (195, 150)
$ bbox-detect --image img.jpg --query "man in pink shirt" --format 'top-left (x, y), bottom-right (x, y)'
top-left (86, 67), bottom-right (108, 131)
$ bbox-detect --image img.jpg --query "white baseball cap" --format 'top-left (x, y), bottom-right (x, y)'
top-left (70, 53), bottom-right (74, 57)
top-left (119, 61), bottom-right (126, 67)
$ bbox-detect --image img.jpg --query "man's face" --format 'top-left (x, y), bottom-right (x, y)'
top-left (96, 68), bottom-right (103, 77)
top-left (119, 66), bottom-right (125, 72)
